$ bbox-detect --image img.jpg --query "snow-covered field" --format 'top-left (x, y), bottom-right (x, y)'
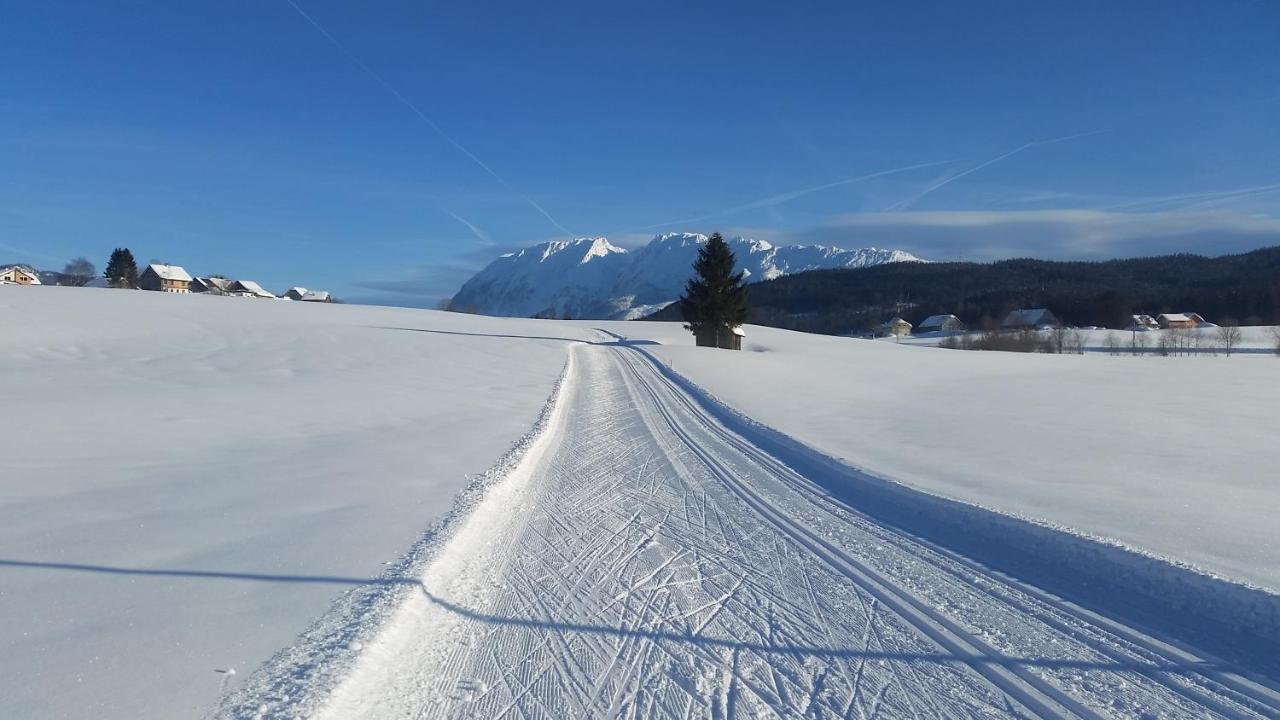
top-left (895, 325), bottom-right (1280, 355)
top-left (5, 286), bottom-right (1279, 718)
top-left (598, 321), bottom-right (1280, 593)
top-left (0, 286), bottom-right (590, 719)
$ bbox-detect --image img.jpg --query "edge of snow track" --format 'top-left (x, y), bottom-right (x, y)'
top-left (602, 332), bottom-right (1280, 689)
top-left (209, 345), bottom-right (582, 720)
top-left (213, 330), bottom-right (1280, 719)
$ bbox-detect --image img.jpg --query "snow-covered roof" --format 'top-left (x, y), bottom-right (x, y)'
top-left (0, 265), bottom-right (41, 284)
top-left (285, 286), bottom-right (308, 297)
top-left (195, 276), bottom-right (233, 291)
top-left (1157, 313), bottom-right (1190, 322)
top-left (146, 263), bottom-right (192, 282)
top-left (879, 317), bottom-right (911, 328)
top-left (1003, 309), bottom-right (1056, 326)
top-left (731, 325), bottom-right (746, 336)
top-left (918, 314), bottom-right (960, 328)
top-left (300, 290), bottom-right (330, 302)
top-left (232, 280), bottom-right (275, 298)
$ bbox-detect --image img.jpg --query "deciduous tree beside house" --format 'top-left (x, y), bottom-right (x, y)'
top-left (61, 257), bottom-right (96, 287)
top-left (104, 248), bottom-right (139, 289)
top-left (679, 232), bottom-right (748, 349)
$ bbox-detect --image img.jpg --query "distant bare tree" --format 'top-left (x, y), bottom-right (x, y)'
top-left (1049, 326), bottom-right (1069, 354)
top-left (61, 257), bottom-right (96, 286)
top-left (1217, 319), bottom-right (1242, 357)
top-left (1130, 330), bottom-right (1150, 356)
top-left (1065, 329), bottom-right (1085, 354)
top-left (1174, 327), bottom-right (1192, 356)
top-left (1105, 332), bottom-right (1122, 356)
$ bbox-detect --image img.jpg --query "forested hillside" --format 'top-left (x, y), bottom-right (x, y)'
top-left (643, 246), bottom-right (1280, 334)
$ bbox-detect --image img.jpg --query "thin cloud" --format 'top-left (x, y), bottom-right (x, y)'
top-left (788, 209), bottom-right (1280, 261)
top-left (885, 130), bottom-right (1108, 211)
top-left (629, 159), bottom-right (955, 233)
top-left (282, 0), bottom-right (575, 238)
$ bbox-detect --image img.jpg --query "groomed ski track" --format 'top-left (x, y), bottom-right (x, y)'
top-left (279, 341), bottom-right (1280, 719)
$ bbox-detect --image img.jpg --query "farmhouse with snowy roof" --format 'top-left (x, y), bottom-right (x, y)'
top-left (138, 264), bottom-right (192, 293)
top-left (282, 287), bottom-right (331, 303)
top-left (229, 280), bottom-right (275, 299)
top-left (1002, 308), bottom-right (1059, 330)
top-left (916, 314), bottom-right (965, 334)
top-left (1157, 312), bottom-right (1205, 330)
top-left (191, 277), bottom-right (232, 295)
top-left (0, 265), bottom-right (41, 285)
top-left (1129, 314), bottom-right (1158, 330)
top-left (878, 317), bottom-right (913, 337)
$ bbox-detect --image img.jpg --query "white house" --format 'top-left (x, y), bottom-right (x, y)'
top-left (1129, 314), bottom-right (1158, 330)
top-left (283, 287), bottom-right (308, 301)
top-left (0, 265), bottom-right (41, 285)
top-left (300, 290), bottom-right (331, 303)
top-left (878, 317), bottom-right (913, 337)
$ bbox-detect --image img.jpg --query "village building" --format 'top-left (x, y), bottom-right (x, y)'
top-left (300, 290), bottom-right (331, 303)
top-left (283, 287), bottom-right (308, 301)
top-left (1002, 308), bottom-right (1059, 330)
top-left (694, 325), bottom-right (745, 350)
top-left (1129, 314), bottom-right (1158, 330)
top-left (878, 317), bottom-right (913, 337)
top-left (0, 265), bottom-right (41, 285)
top-left (916, 314), bottom-right (965, 334)
top-left (191, 277), bottom-right (233, 295)
top-left (1156, 312), bottom-right (1205, 330)
top-left (138, 264), bottom-right (193, 293)
top-left (229, 280), bottom-right (276, 299)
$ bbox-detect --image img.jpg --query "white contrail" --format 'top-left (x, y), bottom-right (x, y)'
top-left (282, 0), bottom-right (575, 237)
top-left (629, 159), bottom-right (955, 232)
top-left (1105, 183), bottom-right (1280, 212)
top-left (0, 241), bottom-right (67, 264)
top-left (886, 130), bottom-right (1108, 211)
top-left (444, 209), bottom-right (494, 245)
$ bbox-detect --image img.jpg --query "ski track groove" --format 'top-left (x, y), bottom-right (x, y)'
top-left (296, 342), bottom-right (1277, 720)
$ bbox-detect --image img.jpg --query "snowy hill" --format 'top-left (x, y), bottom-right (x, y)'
top-left (449, 232), bottom-right (921, 319)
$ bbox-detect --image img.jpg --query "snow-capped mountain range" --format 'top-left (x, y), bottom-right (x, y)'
top-left (449, 232), bottom-right (923, 319)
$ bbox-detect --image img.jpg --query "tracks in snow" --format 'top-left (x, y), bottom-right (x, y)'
top-left (306, 343), bottom-right (1280, 719)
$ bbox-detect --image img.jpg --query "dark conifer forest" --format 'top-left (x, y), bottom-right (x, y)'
top-left (642, 246), bottom-right (1280, 335)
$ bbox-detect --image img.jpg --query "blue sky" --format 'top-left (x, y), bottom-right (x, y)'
top-left (3, 1), bottom-right (1279, 306)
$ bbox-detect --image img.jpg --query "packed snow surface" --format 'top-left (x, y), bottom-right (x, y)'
top-left (0, 286), bottom-right (591, 719)
top-left (449, 232), bottom-right (920, 319)
top-left (5, 286), bottom-right (1279, 719)
top-left (221, 330), bottom-right (1280, 719)
top-left (596, 321), bottom-right (1280, 592)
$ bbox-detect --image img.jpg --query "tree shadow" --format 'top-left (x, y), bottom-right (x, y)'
top-left (0, 557), bottom-right (1242, 679)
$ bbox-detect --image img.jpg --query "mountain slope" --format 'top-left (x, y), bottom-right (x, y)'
top-left (449, 232), bottom-right (920, 319)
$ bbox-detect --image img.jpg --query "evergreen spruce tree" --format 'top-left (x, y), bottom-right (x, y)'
top-left (679, 232), bottom-right (748, 348)
top-left (104, 248), bottom-right (139, 288)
